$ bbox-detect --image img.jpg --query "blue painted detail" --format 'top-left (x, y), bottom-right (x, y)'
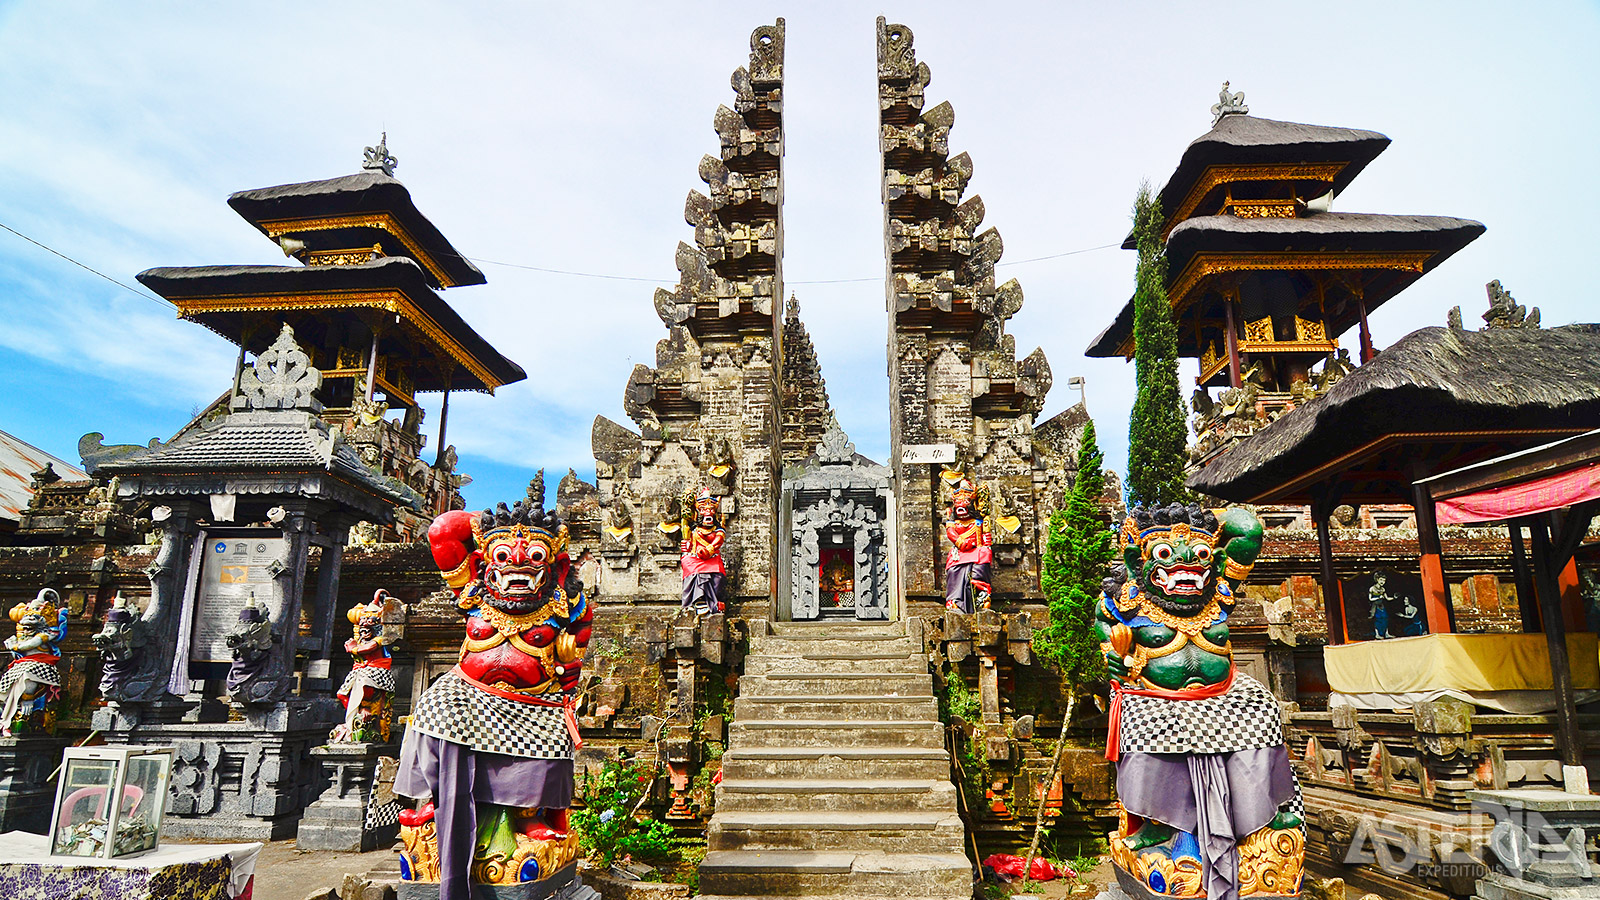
top-left (1148, 869), bottom-right (1167, 893)
top-left (1169, 830), bottom-right (1201, 864)
top-left (399, 854), bottom-right (412, 881)
top-left (519, 857), bottom-right (541, 882)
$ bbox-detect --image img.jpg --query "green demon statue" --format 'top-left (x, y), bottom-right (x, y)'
top-left (1095, 503), bottom-right (1303, 900)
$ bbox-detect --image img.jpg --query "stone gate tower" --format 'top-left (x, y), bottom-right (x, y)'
top-left (878, 18), bottom-right (1069, 604)
top-left (586, 20), bottom-right (788, 608)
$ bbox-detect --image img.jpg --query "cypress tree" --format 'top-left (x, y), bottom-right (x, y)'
top-left (1026, 419), bottom-right (1115, 878)
top-left (1126, 183), bottom-right (1190, 507)
top-left (1035, 418), bottom-right (1112, 695)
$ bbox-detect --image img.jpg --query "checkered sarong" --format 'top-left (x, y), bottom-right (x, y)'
top-left (408, 669), bottom-right (573, 760)
top-left (1118, 672), bottom-right (1284, 755)
top-left (366, 793), bottom-right (402, 830)
top-left (0, 659), bottom-right (59, 694)
top-left (338, 665), bottom-right (397, 698)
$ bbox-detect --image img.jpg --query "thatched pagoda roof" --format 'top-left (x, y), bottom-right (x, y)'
top-left (1188, 324), bottom-right (1600, 503)
top-left (1125, 115), bottom-right (1392, 248)
top-left (228, 171), bottom-right (486, 289)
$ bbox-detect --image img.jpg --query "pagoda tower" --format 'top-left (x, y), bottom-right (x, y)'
top-left (136, 138), bottom-right (524, 536)
top-left (1086, 86), bottom-right (1483, 463)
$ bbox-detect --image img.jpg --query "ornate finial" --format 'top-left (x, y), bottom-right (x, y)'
top-left (786, 292), bottom-right (800, 322)
top-left (1210, 81), bottom-right (1248, 126)
top-left (235, 323), bottom-right (323, 412)
top-left (748, 19), bottom-right (784, 84)
top-left (527, 468), bottom-right (547, 512)
top-left (876, 18), bottom-right (918, 79)
top-left (1481, 280), bottom-right (1540, 330)
top-left (363, 132), bottom-right (397, 176)
top-left (815, 415), bottom-right (856, 464)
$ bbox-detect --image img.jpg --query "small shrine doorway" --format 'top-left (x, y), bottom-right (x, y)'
top-left (817, 547), bottom-right (855, 616)
top-left (779, 422), bottom-right (897, 621)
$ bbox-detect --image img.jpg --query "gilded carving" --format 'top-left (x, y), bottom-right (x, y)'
top-left (257, 213), bottom-right (456, 287)
top-left (1166, 163), bottom-right (1346, 235)
top-left (172, 290), bottom-right (503, 390)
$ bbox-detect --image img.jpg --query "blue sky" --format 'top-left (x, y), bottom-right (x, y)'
top-left (1, 1), bottom-right (1596, 511)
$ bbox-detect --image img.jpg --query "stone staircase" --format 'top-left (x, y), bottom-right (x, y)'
top-left (698, 619), bottom-right (974, 899)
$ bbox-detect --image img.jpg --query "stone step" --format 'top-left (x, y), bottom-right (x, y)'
top-left (765, 621), bottom-right (905, 640)
top-left (733, 693), bottom-right (939, 721)
top-left (744, 653), bottom-right (927, 677)
top-left (720, 747), bottom-right (951, 781)
top-left (715, 778), bottom-right (959, 813)
top-left (708, 811), bottom-right (967, 853)
top-left (729, 719), bottom-right (945, 750)
top-left (697, 849), bottom-right (972, 898)
top-left (751, 635), bottom-right (920, 658)
top-left (738, 672), bottom-right (933, 698)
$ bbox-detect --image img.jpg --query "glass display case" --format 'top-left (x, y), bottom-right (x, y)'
top-left (48, 745), bottom-right (173, 860)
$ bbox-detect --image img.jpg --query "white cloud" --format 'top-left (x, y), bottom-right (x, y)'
top-left (1, 0), bottom-right (1596, 481)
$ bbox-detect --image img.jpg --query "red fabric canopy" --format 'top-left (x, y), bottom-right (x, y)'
top-left (1435, 462), bottom-right (1600, 525)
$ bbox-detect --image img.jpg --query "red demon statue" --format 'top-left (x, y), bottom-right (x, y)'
top-left (397, 501), bottom-right (592, 900)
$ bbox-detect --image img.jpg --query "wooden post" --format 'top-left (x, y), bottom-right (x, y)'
top-left (230, 334), bottom-right (248, 408)
top-left (1310, 484), bottom-right (1348, 645)
top-left (1526, 515), bottom-right (1583, 769)
top-left (1224, 292), bottom-right (1243, 389)
top-left (1314, 503), bottom-right (1347, 645)
top-left (1509, 523), bottom-right (1542, 633)
top-left (1355, 289), bottom-right (1375, 364)
top-left (1410, 479), bottom-right (1454, 634)
top-left (364, 330), bottom-right (380, 404)
top-left (434, 387), bottom-right (451, 468)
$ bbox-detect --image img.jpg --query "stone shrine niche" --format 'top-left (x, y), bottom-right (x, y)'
top-left (782, 422), bottom-right (894, 621)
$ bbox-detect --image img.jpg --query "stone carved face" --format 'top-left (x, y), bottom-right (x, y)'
top-left (480, 525), bottom-right (561, 614)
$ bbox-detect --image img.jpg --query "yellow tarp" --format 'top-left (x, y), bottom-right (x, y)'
top-left (1325, 632), bottom-right (1600, 694)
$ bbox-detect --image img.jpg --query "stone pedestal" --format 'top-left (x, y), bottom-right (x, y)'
top-left (1470, 789), bottom-right (1600, 900)
top-left (0, 735), bottom-right (68, 834)
top-left (297, 741), bottom-right (399, 851)
top-left (94, 697), bottom-right (341, 840)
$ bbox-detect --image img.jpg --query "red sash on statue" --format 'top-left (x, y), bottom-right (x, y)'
top-left (1105, 666), bottom-right (1234, 762)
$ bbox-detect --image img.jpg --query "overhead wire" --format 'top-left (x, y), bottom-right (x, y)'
top-left (1, 217), bottom-right (1121, 300)
top-left (0, 220), bottom-right (173, 309)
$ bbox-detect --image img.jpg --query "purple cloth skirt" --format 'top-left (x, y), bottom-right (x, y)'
top-left (396, 729), bottom-right (575, 900)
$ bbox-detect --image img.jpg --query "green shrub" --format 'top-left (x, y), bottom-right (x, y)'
top-left (571, 755), bottom-right (678, 868)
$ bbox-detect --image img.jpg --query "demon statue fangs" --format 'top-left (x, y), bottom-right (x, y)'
top-left (1096, 503), bottom-right (1304, 900)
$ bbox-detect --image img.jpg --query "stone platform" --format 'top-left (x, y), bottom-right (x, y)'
top-left (0, 735), bottom-right (68, 834)
top-left (94, 696), bottom-right (341, 840)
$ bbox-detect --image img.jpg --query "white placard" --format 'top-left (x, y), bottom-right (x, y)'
top-left (900, 443), bottom-right (958, 465)
top-left (190, 534), bottom-right (286, 663)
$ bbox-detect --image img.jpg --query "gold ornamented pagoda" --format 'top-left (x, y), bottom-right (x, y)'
top-left (1088, 85), bottom-right (1483, 461)
top-left (135, 137), bottom-right (525, 534)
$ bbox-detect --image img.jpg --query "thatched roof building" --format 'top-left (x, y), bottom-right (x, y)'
top-left (1190, 323), bottom-right (1600, 504)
